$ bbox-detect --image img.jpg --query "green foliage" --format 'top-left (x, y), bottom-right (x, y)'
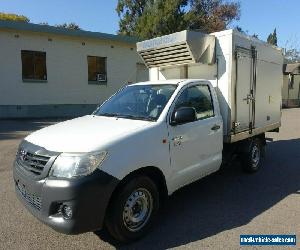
top-left (39, 22), bottom-right (81, 30)
top-left (234, 25), bottom-right (247, 34)
top-left (267, 28), bottom-right (277, 46)
top-left (185, 0), bottom-right (240, 33)
top-left (135, 0), bottom-right (188, 38)
top-left (0, 11), bottom-right (80, 31)
top-left (234, 25), bottom-right (243, 33)
top-left (0, 12), bottom-right (30, 22)
top-left (116, 0), bottom-right (151, 36)
top-left (234, 26), bottom-right (258, 39)
top-left (116, 0), bottom-right (240, 39)
top-left (55, 22), bottom-right (81, 30)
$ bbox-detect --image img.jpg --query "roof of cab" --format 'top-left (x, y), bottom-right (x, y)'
top-left (131, 80), bottom-right (184, 86)
top-left (130, 79), bottom-right (211, 86)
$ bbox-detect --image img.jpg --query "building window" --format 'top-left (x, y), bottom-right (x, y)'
top-left (87, 56), bottom-right (107, 83)
top-left (21, 50), bottom-right (47, 81)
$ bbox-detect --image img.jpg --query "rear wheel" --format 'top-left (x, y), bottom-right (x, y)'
top-left (105, 176), bottom-right (159, 243)
top-left (241, 138), bottom-right (263, 173)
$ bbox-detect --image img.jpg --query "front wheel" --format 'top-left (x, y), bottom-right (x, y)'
top-left (105, 176), bottom-right (159, 243)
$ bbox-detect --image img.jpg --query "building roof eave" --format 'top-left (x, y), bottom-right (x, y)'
top-left (0, 20), bottom-right (138, 44)
top-left (283, 63), bottom-right (300, 75)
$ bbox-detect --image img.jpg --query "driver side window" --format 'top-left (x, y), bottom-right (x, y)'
top-left (175, 85), bottom-right (214, 120)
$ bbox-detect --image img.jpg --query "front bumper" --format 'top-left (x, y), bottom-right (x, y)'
top-left (13, 161), bottom-right (119, 234)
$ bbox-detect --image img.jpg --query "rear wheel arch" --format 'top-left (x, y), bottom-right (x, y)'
top-left (234, 133), bottom-right (266, 153)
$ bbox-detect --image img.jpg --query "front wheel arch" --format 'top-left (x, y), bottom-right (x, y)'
top-left (108, 166), bottom-right (168, 209)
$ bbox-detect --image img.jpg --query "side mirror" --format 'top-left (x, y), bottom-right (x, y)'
top-left (170, 107), bottom-right (197, 126)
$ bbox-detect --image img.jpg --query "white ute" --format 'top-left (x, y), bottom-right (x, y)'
top-left (13, 30), bottom-right (283, 242)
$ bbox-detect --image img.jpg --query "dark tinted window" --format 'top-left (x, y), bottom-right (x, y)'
top-left (175, 85), bottom-right (214, 120)
top-left (87, 56), bottom-right (106, 82)
top-left (21, 51), bottom-right (47, 80)
top-left (94, 84), bottom-right (177, 121)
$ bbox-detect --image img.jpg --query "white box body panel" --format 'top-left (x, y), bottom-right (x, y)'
top-left (148, 30), bottom-right (283, 143)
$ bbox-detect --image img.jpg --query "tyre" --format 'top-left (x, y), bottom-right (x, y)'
top-left (105, 175), bottom-right (159, 243)
top-left (241, 138), bottom-right (263, 173)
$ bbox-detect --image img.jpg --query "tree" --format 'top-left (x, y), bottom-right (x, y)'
top-left (39, 22), bottom-right (81, 30)
top-left (267, 28), bottom-right (277, 46)
top-left (285, 49), bottom-right (300, 63)
top-left (0, 12), bottom-right (29, 22)
top-left (284, 37), bottom-right (300, 63)
top-left (135, 0), bottom-right (189, 38)
top-left (234, 26), bottom-right (258, 39)
top-left (116, 0), bottom-right (151, 36)
top-left (234, 25), bottom-right (246, 33)
top-left (116, 0), bottom-right (240, 39)
top-left (55, 22), bottom-right (81, 30)
top-left (185, 0), bottom-right (240, 33)
top-left (0, 12), bottom-right (80, 30)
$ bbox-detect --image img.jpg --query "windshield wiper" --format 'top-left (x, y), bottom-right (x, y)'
top-left (98, 113), bottom-right (120, 117)
top-left (115, 114), bottom-right (156, 121)
top-left (97, 113), bottom-right (156, 121)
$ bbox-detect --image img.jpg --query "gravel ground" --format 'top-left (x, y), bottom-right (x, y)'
top-left (0, 109), bottom-right (299, 250)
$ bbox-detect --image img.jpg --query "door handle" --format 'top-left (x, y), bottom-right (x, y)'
top-left (172, 136), bottom-right (183, 140)
top-left (211, 124), bottom-right (220, 131)
top-left (172, 136), bottom-right (183, 146)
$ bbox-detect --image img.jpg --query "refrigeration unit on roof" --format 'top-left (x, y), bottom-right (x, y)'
top-left (136, 30), bottom-right (216, 68)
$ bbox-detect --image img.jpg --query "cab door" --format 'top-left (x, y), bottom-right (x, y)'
top-left (167, 82), bottom-right (223, 191)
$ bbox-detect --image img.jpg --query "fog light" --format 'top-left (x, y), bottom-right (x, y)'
top-left (61, 205), bottom-right (73, 219)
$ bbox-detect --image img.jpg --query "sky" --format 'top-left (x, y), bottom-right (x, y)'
top-left (0, 0), bottom-right (299, 49)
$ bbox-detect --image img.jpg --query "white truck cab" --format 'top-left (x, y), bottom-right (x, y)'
top-left (13, 30), bottom-right (283, 243)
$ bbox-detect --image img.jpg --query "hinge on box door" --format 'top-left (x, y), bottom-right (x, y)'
top-left (249, 122), bottom-right (253, 134)
top-left (232, 121), bottom-right (240, 133)
top-left (243, 94), bottom-right (255, 104)
top-left (233, 122), bottom-right (240, 128)
top-left (251, 46), bottom-right (257, 59)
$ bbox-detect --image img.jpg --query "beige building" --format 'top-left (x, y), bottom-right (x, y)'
top-left (0, 20), bottom-right (148, 118)
top-left (282, 63), bottom-right (300, 107)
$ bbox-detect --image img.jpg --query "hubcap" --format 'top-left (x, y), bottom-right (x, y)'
top-left (122, 188), bottom-right (153, 232)
top-left (251, 144), bottom-right (260, 169)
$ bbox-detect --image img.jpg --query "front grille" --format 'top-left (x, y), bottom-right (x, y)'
top-left (17, 149), bottom-right (50, 175)
top-left (16, 182), bottom-right (42, 210)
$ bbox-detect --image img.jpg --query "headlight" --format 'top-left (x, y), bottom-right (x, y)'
top-left (49, 151), bottom-right (107, 178)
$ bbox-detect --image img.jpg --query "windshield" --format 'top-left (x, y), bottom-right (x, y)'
top-left (94, 84), bottom-right (177, 121)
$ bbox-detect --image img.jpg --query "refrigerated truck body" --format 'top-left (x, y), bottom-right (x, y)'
top-left (137, 29), bottom-right (283, 142)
